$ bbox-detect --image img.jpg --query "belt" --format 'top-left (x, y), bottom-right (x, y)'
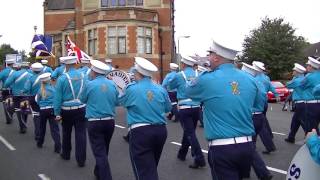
top-left (179, 105), bottom-right (200, 110)
top-left (305, 100), bottom-right (320, 104)
top-left (295, 100), bottom-right (305, 103)
top-left (252, 112), bottom-right (263, 115)
top-left (128, 123), bottom-right (151, 131)
top-left (209, 136), bottom-right (252, 146)
top-left (40, 106), bottom-right (53, 110)
top-left (88, 117), bottom-right (114, 121)
top-left (178, 98), bottom-right (192, 104)
top-left (1, 88), bottom-right (10, 91)
top-left (171, 102), bottom-right (177, 105)
top-left (61, 104), bottom-right (86, 110)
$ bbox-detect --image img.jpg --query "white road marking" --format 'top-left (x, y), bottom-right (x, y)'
top-left (38, 174), bottom-right (51, 180)
top-left (272, 132), bottom-right (286, 136)
top-left (115, 124), bottom-right (126, 129)
top-left (0, 135), bottom-right (16, 151)
top-left (170, 141), bottom-right (287, 175)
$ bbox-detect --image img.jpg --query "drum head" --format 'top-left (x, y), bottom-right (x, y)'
top-left (107, 70), bottom-right (131, 94)
top-left (286, 144), bottom-right (320, 180)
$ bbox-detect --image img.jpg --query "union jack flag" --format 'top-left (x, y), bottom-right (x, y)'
top-left (66, 36), bottom-right (91, 63)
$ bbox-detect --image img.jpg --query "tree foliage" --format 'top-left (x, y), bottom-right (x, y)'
top-left (242, 17), bottom-right (308, 79)
top-left (0, 44), bottom-right (18, 65)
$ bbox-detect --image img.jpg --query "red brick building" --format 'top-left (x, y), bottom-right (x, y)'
top-left (43, 0), bottom-right (175, 80)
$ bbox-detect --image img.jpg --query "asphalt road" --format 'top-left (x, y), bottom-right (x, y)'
top-left (0, 103), bottom-right (304, 180)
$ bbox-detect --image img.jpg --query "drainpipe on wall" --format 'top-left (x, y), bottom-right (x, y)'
top-left (158, 28), bottom-right (164, 83)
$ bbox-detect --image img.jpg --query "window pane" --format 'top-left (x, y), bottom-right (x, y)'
top-left (111, 0), bottom-right (117, 6)
top-left (146, 28), bottom-right (152, 36)
top-left (88, 30), bottom-right (94, 39)
top-left (93, 29), bottom-right (97, 38)
top-left (136, 0), bottom-right (143, 6)
top-left (118, 27), bottom-right (126, 36)
top-left (108, 37), bottom-right (117, 54)
top-left (101, 0), bottom-right (108, 7)
top-left (137, 27), bottom-right (144, 36)
top-left (108, 27), bottom-right (116, 37)
top-left (89, 40), bottom-right (94, 55)
top-left (137, 37), bottom-right (144, 53)
top-left (119, 0), bottom-right (125, 6)
top-left (146, 38), bottom-right (152, 54)
top-left (127, 0), bottom-right (135, 6)
top-left (118, 37), bottom-right (126, 54)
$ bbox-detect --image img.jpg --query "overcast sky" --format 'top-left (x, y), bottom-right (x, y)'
top-left (0, 0), bottom-right (319, 56)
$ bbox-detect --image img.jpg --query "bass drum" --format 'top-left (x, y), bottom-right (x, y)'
top-left (286, 144), bottom-right (320, 180)
top-left (107, 70), bottom-right (131, 94)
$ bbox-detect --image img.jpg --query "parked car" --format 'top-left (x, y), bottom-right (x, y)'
top-left (267, 81), bottom-right (290, 102)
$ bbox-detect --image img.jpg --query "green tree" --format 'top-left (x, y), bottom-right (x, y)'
top-left (242, 17), bottom-right (308, 79)
top-left (0, 44), bottom-right (18, 65)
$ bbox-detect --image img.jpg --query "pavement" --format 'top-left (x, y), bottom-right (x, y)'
top-left (0, 103), bottom-right (305, 180)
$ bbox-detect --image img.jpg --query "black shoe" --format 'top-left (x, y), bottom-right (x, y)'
top-left (6, 121), bottom-right (12, 124)
top-left (19, 129), bottom-right (26, 134)
top-left (284, 138), bottom-right (295, 143)
top-left (177, 154), bottom-right (186, 161)
top-left (78, 162), bottom-right (85, 167)
top-left (60, 154), bottom-right (70, 160)
top-left (123, 135), bottom-right (129, 142)
top-left (37, 143), bottom-right (43, 148)
top-left (54, 147), bottom-right (61, 154)
top-left (189, 162), bottom-right (206, 169)
top-left (261, 174), bottom-right (273, 180)
top-left (262, 149), bottom-right (276, 154)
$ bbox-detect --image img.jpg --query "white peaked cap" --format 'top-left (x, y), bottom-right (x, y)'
top-left (13, 63), bottom-right (21, 68)
top-left (134, 57), bottom-right (158, 77)
top-left (90, 60), bottom-right (111, 74)
top-left (306, 56), bottom-right (320, 69)
top-left (5, 59), bottom-right (15, 64)
top-left (81, 57), bottom-right (91, 64)
top-left (21, 61), bottom-right (30, 67)
top-left (181, 56), bottom-right (197, 66)
top-left (293, 63), bottom-right (306, 74)
top-left (31, 62), bottom-right (43, 72)
top-left (252, 61), bottom-right (265, 72)
top-left (207, 40), bottom-right (238, 61)
top-left (105, 58), bottom-right (112, 63)
top-left (59, 56), bottom-right (77, 65)
top-left (41, 60), bottom-right (48, 64)
top-left (39, 72), bottom-right (51, 82)
top-left (241, 62), bottom-right (260, 76)
top-left (169, 63), bottom-right (179, 70)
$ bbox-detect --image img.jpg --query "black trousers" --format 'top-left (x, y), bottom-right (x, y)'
top-left (61, 107), bottom-right (87, 164)
top-left (129, 125), bottom-right (167, 180)
top-left (288, 102), bottom-right (306, 139)
top-left (30, 96), bottom-right (41, 141)
top-left (88, 120), bottom-right (115, 180)
top-left (304, 103), bottom-right (320, 133)
top-left (208, 142), bottom-right (254, 180)
top-left (13, 96), bottom-right (30, 131)
top-left (2, 90), bottom-right (14, 124)
top-left (38, 108), bottom-right (61, 151)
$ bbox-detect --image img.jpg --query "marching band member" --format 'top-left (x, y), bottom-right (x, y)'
top-left (0, 58), bottom-right (16, 124)
top-left (185, 41), bottom-right (257, 179)
top-left (4, 62), bottom-right (32, 134)
top-left (36, 73), bottom-right (61, 152)
top-left (51, 58), bottom-right (66, 80)
top-left (241, 62), bottom-right (273, 180)
top-left (80, 60), bottom-right (117, 180)
top-left (105, 58), bottom-right (114, 71)
top-left (168, 56), bottom-right (206, 169)
top-left (119, 57), bottom-right (171, 180)
top-left (79, 57), bottom-right (91, 79)
top-left (162, 63), bottom-right (179, 122)
top-left (301, 56), bottom-right (320, 133)
top-left (24, 62), bottom-right (43, 142)
top-left (41, 59), bottom-right (53, 73)
top-left (306, 129), bottom-right (320, 165)
top-left (285, 63), bottom-right (307, 143)
top-left (54, 56), bottom-right (87, 167)
top-left (253, 61), bottom-right (278, 154)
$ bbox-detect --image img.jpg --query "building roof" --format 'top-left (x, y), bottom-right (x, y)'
top-left (46, 0), bottom-right (75, 10)
top-left (304, 42), bottom-right (320, 57)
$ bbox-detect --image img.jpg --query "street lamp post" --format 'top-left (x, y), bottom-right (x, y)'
top-left (177, 35), bottom-right (190, 65)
